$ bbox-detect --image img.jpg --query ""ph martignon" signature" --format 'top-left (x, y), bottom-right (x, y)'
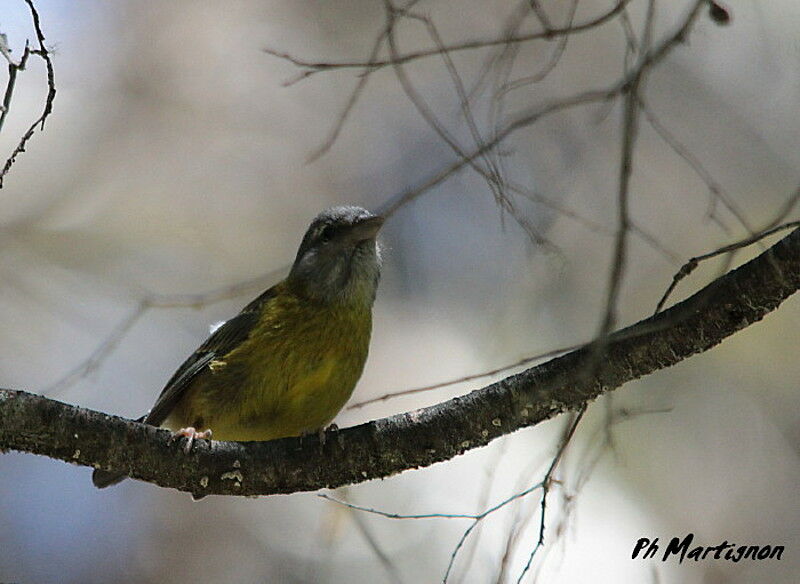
top-left (632, 533), bottom-right (784, 563)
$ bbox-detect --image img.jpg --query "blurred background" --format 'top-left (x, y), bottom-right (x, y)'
top-left (0, 1), bottom-right (798, 582)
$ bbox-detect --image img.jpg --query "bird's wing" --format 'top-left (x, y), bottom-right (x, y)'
top-left (144, 284), bottom-right (280, 426)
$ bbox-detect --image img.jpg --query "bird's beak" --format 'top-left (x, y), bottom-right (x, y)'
top-left (347, 215), bottom-right (384, 242)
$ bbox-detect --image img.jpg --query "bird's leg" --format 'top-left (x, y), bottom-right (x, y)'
top-left (169, 427), bottom-right (213, 454)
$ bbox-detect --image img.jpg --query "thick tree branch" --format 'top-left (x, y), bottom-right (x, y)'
top-left (1, 228), bottom-right (798, 497)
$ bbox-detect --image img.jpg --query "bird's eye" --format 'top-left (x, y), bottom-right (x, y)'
top-left (319, 225), bottom-right (334, 243)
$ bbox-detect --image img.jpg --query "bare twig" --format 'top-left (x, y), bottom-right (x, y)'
top-left (319, 493), bottom-right (477, 520)
top-left (454, 437), bottom-right (509, 582)
top-left (377, 0), bottom-right (708, 222)
top-left (515, 407), bottom-right (585, 584)
top-left (289, 0), bottom-right (424, 161)
top-left (465, 0), bottom-right (534, 108)
top-left (342, 490), bottom-right (405, 584)
top-left (0, 0), bottom-right (56, 189)
top-left (521, 405), bottom-right (673, 583)
top-left (655, 219), bottom-right (800, 314)
top-left (43, 267), bottom-right (287, 396)
top-left (598, 0), bottom-right (705, 343)
top-left (528, 1), bottom-right (553, 33)
top-left (498, 0), bottom-right (579, 95)
top-left (618, 4), bottom-right (639, 70)
top-left (484, 0), bottom-right (581, 248)
top-left (319, 407), bottom-right (581, 584)
top-left (263, 1), bottom-right (634, 79)
top-left (597, 64), bottom-right (640, 340)
top-left (413, 9), bottom-right (508, 209)
top-left (304, 26), bottom-right (388, 162)
top-left (382, 3), bottom-right (550, 245)
top-left (377, 86), bottom-right (616, 219)
top-left (347, 344), bottom-right (580, 411)
top-left (0, 37), bottom-right (31, 133)
top-left (639, 96), bottom-right (755, 235)
top-left (492, 409), bottom-right (577, 583)
top-left (509, 177), bottom-right (681, 263)
top-left (44, 303), bottom-right (149, 396)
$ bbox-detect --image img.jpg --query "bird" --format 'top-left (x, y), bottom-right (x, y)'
top-left (92, 206), bottom-right (384, 488)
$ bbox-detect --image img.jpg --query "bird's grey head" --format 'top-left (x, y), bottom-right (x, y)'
top-left (288, 206), bottom-right (383, 306)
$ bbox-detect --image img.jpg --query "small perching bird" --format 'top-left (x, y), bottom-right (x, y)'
top-left (92, 206), bottom-right (384, 488)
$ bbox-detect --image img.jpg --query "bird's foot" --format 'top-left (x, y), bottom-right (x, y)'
top-left (317, 423), bottom-right (339, 448)
top-left (170, 427), bottom-right (213, 454)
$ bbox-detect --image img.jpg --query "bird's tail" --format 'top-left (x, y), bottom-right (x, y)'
top-left (92, 469), bottom-right (128, 489)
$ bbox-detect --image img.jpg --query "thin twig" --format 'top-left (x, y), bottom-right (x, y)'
top-left (0, 38), bottom-right (31, 133)
top-left (514, 407), bottom-right (586, 583)
top-left (263, 0), bottom-right (634, 78)
top-left (597, 65), bottom-right (640, 339)
top-left (486, 0), bottom-right (581, 244)
top-left (454, 437), bottom-right (509, 582)
top-left (448, 407), bottom-right (583, 583)
top-left (319, 408), bottom-right (581, 584)
top-left (413, 9), bottom-right (508, 211)
top-left (304, 28), bottom-right (388, 162)
top-left (319, 493), bottom-right (479, 520)
top-left (389, 8), bottom-right (534, 243)
top-left (654, 219), bottom-right (800, 314)
top-left (0, 0), bottom-right (56, 188)
top-left (43, 267), bottom-right (287, 396)
top-left (498, 0), bottom-right (580, 95)
top-left (293, 0), bottom-right (424, 161)
top-left (598, 0), bottom-right (706, 341)
top-left (638, 96), bottom-right (755, 236)
top-left (383, 4), bottom-right (546, 245)
top-left (345, 495), bottom-right (405, 584)
top-left (379, 0), bottom-right (707, 221)
top-left (465, 0), bottom-right (533, 108)
top-left (528, 1), bottom-right (553, 33)
top-left (347, 344), bottom-right (581, 411)
top-left (493, 410), bottom-right (575, 583)
top-left (377, 86), bottom-right (616, 220)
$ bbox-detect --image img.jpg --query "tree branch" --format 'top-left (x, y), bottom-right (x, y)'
top-left (1, 227), bottom-right (798, 497)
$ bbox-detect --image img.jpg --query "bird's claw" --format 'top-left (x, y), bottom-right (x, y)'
top-left (170, 427), bottom-right (213, 454)
top-left (317, 423), bottom-right (339, 448)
